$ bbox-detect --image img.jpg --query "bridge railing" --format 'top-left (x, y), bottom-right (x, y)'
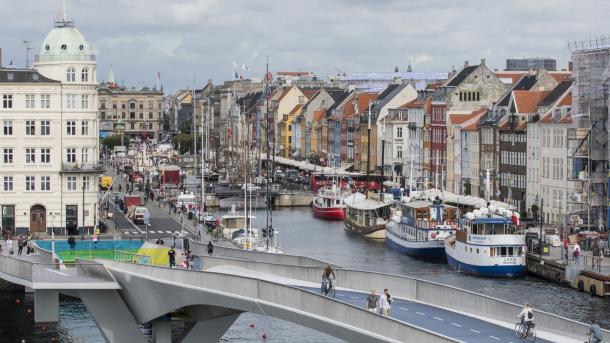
top-left (189, 240), bottom-right (336, 267)
top-left (0, 255), bottom-right (33, 282)
top-left (198, 255), bottom-right (610, 341)
top-left (32, 263), bottom-right (117, 284)
top-left (114, 250), bottom-right (152, 266)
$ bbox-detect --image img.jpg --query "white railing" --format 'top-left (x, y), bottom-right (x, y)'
top-left (114, 250), bottom-right (152, 266)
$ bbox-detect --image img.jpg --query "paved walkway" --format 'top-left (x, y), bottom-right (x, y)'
top-left (543, 244), bottom-right (610, 275)
top-left (205, 265), bottom-right (562, 343)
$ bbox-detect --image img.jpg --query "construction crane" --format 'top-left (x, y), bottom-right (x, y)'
top-left (23, 40), bottom-right (32, 69)
top-left (334, 67), bottom-right (347, 77)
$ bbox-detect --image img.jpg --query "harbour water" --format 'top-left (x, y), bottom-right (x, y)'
top-left (2, 208), bottom-right (609, 342)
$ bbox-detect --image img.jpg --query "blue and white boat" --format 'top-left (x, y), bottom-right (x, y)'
top-left (386, 196), bottom-right (457, 260)
top-left (444, 207), bottom-right (526, 277)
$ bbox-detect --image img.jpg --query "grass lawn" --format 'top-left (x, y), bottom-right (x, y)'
top-left (57, 248), bottom-right (140, 262)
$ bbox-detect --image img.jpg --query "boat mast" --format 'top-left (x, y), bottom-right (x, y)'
top-left (265, 57), bottom-right (271, 251)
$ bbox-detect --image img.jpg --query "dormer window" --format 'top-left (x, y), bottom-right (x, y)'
top-left (79, 45), bottom-right (84, 51)
top-left (66, 67), bottom-right (76, 82)
top-left (45, 45), bottom-right (50, 51)
top-left (61, 44), bottom-right (67, 51)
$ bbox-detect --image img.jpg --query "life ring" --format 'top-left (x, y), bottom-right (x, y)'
top-left (431, 232), bottom-right (437, 239)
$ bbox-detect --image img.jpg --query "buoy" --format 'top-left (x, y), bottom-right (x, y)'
top-left (249, 323), bottom-right (256, 328)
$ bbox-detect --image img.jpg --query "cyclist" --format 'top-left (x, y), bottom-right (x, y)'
top-left (321, 265), bottom-right (336, 295)
top-left (588, 319), bottom-right (604, 343)
top-left (517, 303), bottom-right (534, 337)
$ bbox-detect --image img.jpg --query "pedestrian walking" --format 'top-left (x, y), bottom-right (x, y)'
top-left (563, 237), bottom-right (569, 262)
top-left (26, 239), bottom-right (32, 256)
top-left (573, 241), bottom-right (581, 265)
top-left (207, 241), bottom-right (214, 255)
top-left (598, 238), bottom-right (606, 257)
top-left (379, 289), bottom-right (392, 316)
top-left (365, 290), bottom-right (379, 313)
top-left (68, 235), bottom-right (76, 254)
top-left (92, 234), bottom-right (99, 249)
top-left (168, 247), bottom-right (176, 268)
top-left (17, 235), bottom-right (24, 255)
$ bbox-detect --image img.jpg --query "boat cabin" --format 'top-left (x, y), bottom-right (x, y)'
top-left (402, 200), bottom-right (457, 229)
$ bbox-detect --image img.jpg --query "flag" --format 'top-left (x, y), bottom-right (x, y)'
top-left (232, 62), bottom-right (240, 80)
top-left (512, 213), bottom-right (520, 226)
top-left (227, 127), bottom-right (233, 138)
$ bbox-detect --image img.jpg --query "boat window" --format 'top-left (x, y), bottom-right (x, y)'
top-left (490, 248), bottom-right (495, 257)
top-left (476, 249), bottom-right (480, 254)
top-left (518, 247), bottom-right (524, 256)
top-left (469, 248), bottom-right (473, 253)
top-left (465, 246), bottom-right (467, 252)
top-left (500, 247), bottom-right (507, 256)
top-left (508, 246), bottom-right (514, 256)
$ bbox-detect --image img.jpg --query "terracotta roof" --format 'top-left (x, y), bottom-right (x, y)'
top-left (512, 90), bottom-right (550, 113)
top-left (461, 108), bottom-right (487, 131)
top-left (300, 88), bottom-right (319, 99)
top-left (494, 71), bottom-right (528, 84)
top-left (559, 114), bottom-right (573, 123)
top-left (313, 110), bottom-right (325, 122)
top-left (517, 122), bottom-right (527, 130)
top-left (539, 112), bottom-right (553, 123)
top-left (289, 104), bottom-right (302, 115)
top-left (449, 113), bottom-right (476, 125)
top-left (558, 93), bottom-right (572, 106)
top-left (341, 92), bottom-right (379, 118)
top-left (399, 99), bottom-right (424, 109)
top-left (549, 72), bottom-right (571, 83)
top-left (277, 71), bottom-right (313, 76)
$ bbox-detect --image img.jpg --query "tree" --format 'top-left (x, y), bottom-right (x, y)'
top-left (102, 134), bottom-right (129, 150)
top-left (172, 133), bottom-right (201, 154)
top-left (162, 112), bottom-right (170, 132)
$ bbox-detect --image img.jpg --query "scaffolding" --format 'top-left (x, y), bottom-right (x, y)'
top-left (569, 36), bottom-right (610, 231)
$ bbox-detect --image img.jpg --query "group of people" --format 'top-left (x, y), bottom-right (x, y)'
top-left (562, 236), bottom-right (608, 265)
top-left (14, 234), bottom-right (34, 256)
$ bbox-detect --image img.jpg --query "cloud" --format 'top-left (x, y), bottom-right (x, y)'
top-left (0, 0), bottom-right (607, 91)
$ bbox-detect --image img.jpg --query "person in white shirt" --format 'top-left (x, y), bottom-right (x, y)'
top-left (378, 288), bottom-right (392, 316)
top-left (517, 303), bottom-right (534, 337)
top-left (573, 242), bottom-right (581, 265)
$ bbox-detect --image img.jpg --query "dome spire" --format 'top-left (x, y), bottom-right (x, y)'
top-left (55, 0), bottom-right (73, 28)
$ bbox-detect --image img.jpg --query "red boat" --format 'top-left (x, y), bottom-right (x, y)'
top-left (311, 186), bottom-right (348, 220)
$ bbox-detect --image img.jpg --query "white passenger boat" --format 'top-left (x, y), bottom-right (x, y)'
top-left (444, 207), bottom-right (526, 277)
top-left (344, 192), bottom-right (393, 239)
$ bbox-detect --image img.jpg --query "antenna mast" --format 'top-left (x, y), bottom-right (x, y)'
top-left (23, 40), bottom-right (32, 69)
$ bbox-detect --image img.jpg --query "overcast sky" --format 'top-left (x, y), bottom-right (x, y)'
top-left (0, 0), bottom-right (606, 92)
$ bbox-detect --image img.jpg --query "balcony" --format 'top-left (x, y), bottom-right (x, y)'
top-left (61, 163), bottom-right (104, 174)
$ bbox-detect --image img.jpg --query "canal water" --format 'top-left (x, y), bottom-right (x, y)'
top-left (2, 208), bottom-right (609, 342)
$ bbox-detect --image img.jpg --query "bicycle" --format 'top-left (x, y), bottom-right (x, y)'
top-left (320, 279), bottom-right (336, 298)
top-left (514, 321), bottom-right (536, 342)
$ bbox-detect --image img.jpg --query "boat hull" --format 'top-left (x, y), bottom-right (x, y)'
top-left (312, 204), bottom-right (345, 220)
top-left (344, 218), bottom-right (385, 239)
top-left (385, 229), bottom-right (446, 260)
top-left (445, 251), bottom-right (526, 277)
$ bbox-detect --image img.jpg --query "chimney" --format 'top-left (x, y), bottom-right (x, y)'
top-left (480, 58), bottom-right (486, 66)
top-left (464, 60), bottom-right (469, 68)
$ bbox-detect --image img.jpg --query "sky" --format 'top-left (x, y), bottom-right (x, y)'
top-left (0, 0), bottom-right (607, 92)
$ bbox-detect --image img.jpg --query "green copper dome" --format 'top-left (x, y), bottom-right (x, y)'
top-left (38, 24), bottom-right (92, 62)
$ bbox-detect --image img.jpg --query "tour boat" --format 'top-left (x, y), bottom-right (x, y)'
top-left (444, 207), bottom-right (526, 277)
top-left (311, 184), bottom-right (349, 220)
top-left (385, 196), bottom-right (457, 260)
top-left (343, 192), bottom-right (393, 239)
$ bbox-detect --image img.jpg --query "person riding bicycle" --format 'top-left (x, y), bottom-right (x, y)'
top-left (321, 265), bottom-right (336, 295)
top-left (517, 303), bottom-right (534, 337)
top-left (588, 319), bottom-right (604, 343)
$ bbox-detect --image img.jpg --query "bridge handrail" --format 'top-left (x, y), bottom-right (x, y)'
top-left (101, 259), bottom-right (459, 343)
top-left (0, 254), bottom-right (34, 282)
top-left (198, 254), bottom-right (610, 341)
top-left (113, 250), bottom-right (153, 266)
top-left (189, 240), bottom-right (337, 267)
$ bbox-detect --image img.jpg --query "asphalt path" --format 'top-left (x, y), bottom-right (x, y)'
top-left (301, 287), bottom-right (549, 343)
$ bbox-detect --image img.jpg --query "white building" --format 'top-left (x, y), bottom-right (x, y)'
top-left (0, 14), bottom-right (99, 235)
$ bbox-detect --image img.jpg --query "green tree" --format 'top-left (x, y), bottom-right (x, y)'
top-left (102, 134), bottom-right (129, 150)
top-left (162, 112), bottom-right (170, 132)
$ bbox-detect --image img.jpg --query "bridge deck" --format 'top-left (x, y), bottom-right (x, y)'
top-left (206, 265), bottom-right (558, 343)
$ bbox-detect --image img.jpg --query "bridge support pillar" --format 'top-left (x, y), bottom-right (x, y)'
top-left (34, 290), bottom-right (58, 322)
top-left (152, 319), bottom-right (172, 343)
top-left (178, 313), bottom-right (240, 343)
top-left (79, 290), bottom-right (147, 343)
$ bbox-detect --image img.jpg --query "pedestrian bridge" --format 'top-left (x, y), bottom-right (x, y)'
top-left (0, 242), bottom-right (607, 343)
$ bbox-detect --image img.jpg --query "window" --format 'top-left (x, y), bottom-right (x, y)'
top-left (40, 176), bottom-right (50, 191)
top-left (130, 123), bottom-right (135, 130)
top-left (130, 112), bottom-right (135, 119)
top-left (66, 94), bottom-right (76, 109)
top-left (3, 121), bottom-right (12, 135)
top-left (66, 67), bottom-right (76, 82)
top-left (41, 120), bottom-right (50, 135)
top-left (396, 145), bottom-right (403, 159)
top-left (25, 148), bottom-right (35, 163)
top-left (3, 176), bottom-right (13, 191)
top-left (66, 121), bottom-right (76, 135)
top-left (82, 176), bottom-right (90, 191)
top-left (25, 94), bottom-right (35, 108)
top-left (81, 121), bottom-right (89, 135)
top-left (81, 68), bottom-right (88, 82)
top-left (41, 94), bottom-right (51, 109)
top-left (3, 148), bottom-right (13, 164)
top-left (81, 95), bottom-right (89, 109)
top-left (40, 148), bottom-right (50, 163)
top-left (2, 94), bottom-right (13, 108)
top-left (139, 112), bottom-right (143, 119)
top-left (25, 176), bottom-right (35, 191)
top-left (148, 122), bottom-right (153, 130)
top-left (149, 112), bottom-right (153, 119)
top-left (81, 148), bottom-right (88, 163)
top-left (396, 127), bottom-right (403, 139)
top-left (66, 148), bottom-right (76, 163)
top-left (25, 120), bottom-right (35, 135)
top-left (67, 176), bottom-right (77, 191)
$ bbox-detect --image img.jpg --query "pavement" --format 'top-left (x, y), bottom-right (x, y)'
top-left (205, 265), bottom-right (559, 343)
top-left (542, 244), bottom-right (610, 275)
